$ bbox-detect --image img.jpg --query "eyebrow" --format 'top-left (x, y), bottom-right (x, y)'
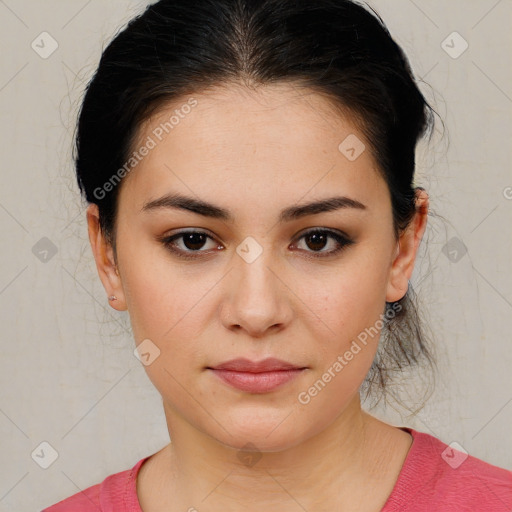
top-left (141, 192), bottom-right (367, 222)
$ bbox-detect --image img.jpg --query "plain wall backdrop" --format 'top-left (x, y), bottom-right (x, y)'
top-left (0, 0), bottom-right (511, 510)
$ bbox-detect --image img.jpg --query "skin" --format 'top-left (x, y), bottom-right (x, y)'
top-left (87, 82), bottom-right (429, 511)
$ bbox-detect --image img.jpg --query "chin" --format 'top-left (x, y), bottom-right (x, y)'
top-left (207, 414), bottom-right (309, 454)
top-left (225, 433), bottom-right (304, 455)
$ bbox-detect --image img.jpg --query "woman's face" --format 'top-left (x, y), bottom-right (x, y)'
top-left (89, 83), bottom-right (418, 452)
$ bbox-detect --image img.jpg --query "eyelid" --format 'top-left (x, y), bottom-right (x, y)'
top-left (293, 226), bottom-right (352, 242)
top-left (158, 227), bottom-right (355, 260)
top-left (290, 228), bottom-right (354, 258)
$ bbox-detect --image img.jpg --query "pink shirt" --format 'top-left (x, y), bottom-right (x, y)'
top-left (42, 427), bottom-right (512, 511)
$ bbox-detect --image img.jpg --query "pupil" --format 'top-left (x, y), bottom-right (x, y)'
top-left (307, 233), bottom-right (327, 251)
top-left (184, 233), bottom-right (206, 251)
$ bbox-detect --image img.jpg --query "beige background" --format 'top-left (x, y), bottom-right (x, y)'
top-left (0, 1), bottom-right (511, 510)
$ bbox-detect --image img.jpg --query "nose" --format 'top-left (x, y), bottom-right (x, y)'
top-left (219, 249), bottom-right (293, 338)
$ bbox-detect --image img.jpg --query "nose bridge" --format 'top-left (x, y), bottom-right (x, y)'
top-left (234, 235), bottom-right (280, 297)
top-left (224, 235), bottom-right (290, 333)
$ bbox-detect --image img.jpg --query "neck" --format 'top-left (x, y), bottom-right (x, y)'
top-left (157, 396), bottom-right (390, 511)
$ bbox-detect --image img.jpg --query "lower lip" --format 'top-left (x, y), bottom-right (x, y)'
top-left (208, 369), bottom-right (305, 393)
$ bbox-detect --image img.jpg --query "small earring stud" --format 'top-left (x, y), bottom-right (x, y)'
top-left (108, 295), bottom-right (118, 301)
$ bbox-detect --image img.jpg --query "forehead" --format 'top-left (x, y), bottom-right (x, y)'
top-left (117, 82), bottom-right (388, 218)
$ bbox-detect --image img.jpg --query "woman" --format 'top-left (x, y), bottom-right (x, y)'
top-left (43, 0), bottom-right (512, 510)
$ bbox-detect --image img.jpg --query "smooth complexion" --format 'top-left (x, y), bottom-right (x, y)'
top-left (87, 82), bottom-right (429, 511)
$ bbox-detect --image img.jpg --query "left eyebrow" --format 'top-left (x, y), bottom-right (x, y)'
top-left (279, 195), bottom-right (367, 222)
top-left (140, 192), bottom-right (367, 222)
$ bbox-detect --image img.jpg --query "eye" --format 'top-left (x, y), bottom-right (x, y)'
top-left (159, 228), bottom-right (355, 261)
top-left (159, 230), bottom-right (221, 260)
top-left (291, 229), bottom-right (354, 258)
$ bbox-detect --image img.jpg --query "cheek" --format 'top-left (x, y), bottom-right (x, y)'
top-left (120, 249), bottom-right (219, 396)
top-left (300, 250), bottom-right (391, 341)
top-left (294, 281), bottom-right (386, 423)
top-left (293, 251), bottom-right (391, 395)
top-left (125, 271), bottom-right (210, 347)
top-left (119, 237), bottom-right (202, 338)
top-left (123, 261), bottom-right (211, 409)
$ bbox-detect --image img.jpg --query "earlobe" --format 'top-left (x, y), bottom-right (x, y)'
top-left (86, 204), bottom-right (126, 310)
top-left (385, 188), bottom-right (429, 303)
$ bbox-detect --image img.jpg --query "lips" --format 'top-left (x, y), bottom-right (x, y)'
top-left (207, 357), bottom-right (306, 372)
top-left (207, 358), bottom-right (307, 393)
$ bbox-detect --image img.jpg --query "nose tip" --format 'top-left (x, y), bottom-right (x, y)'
top-left (219, 242), bottom-right (296, 337)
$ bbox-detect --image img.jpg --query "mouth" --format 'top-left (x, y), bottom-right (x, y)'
top-left (206, 358), bottom-right (308, 393)
top-left (207, 357), bottom-right (307, 373)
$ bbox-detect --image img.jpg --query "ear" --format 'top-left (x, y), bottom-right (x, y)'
top-left (386, 188), bottom-right (429, 303)
top-left (86, 204), bottom-right (126, 310)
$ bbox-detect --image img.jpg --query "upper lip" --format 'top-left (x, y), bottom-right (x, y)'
top-left (208, 357), bottom-right (306, 373)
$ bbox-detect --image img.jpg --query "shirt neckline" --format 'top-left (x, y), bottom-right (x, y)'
top-left (380, 426), bottom-right (421, 510)
top-left (125, 426), bottom-right (421, 511)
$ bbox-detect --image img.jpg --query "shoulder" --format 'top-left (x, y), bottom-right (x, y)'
top-left (41, 456), bottom-right (149, 511)
top-left (41, 481), bottom-right (101, 512)
top-left (383, 427), bottom-right (512, 511)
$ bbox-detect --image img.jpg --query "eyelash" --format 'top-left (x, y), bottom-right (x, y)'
top-left (159, 229), bottom-right (355, 261)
